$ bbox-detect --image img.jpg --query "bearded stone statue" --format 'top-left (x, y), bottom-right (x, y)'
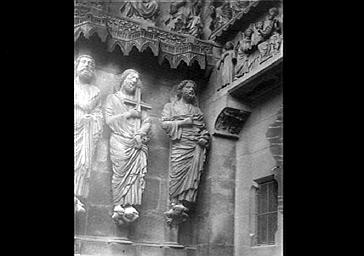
top-left (74, 55), bottom-right (103, 204)
top-left (161, 80), bottom-right (210, 225)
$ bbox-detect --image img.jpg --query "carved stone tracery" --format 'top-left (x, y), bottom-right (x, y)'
top-left (74, 2), bottom-right (216, 70)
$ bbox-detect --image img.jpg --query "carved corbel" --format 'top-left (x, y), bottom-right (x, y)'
top-left (213, 107), bottom-right (251, 139)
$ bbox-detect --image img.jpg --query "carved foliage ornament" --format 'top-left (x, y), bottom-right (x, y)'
top-left (74, 2), bottom-right (215, 70)
top-left (215, 107), bottom-right (251, 136)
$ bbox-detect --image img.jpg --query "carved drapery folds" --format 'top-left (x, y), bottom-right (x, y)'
top-left (119, 0), bottom-right (160, 22)
top-left (74, 2), bottom-right (215, 70)
top-left (160, 80), bottom-right (210, 225)
top-left (214, 107), bottom-right (251, 139)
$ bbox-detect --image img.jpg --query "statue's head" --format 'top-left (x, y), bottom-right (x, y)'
top-left (75, 55), bottom-right (96, 84)
top-left (244, 27), bottom-right (253, 37)
top-left (268, 7), bottom-right (279, 20)
top-left (255, 21), bottom-right (264, 30)
top-left (176, 80), bottom-right (197, 105)
top-left (224, 41), bottom-right (234, 51)
top-left (117, 69), bottom-right (141, 95)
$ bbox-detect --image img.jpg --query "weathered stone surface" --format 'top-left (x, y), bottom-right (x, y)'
top-left (141, 177), bottom-right (161, 210)
top-left (135, 245), bottom-right (164, 256)
top-left (164, 247), bottom-right (186, 256)
top-left (130, 213), bottom-right (165, 242)
top-left (208, 244), bottom-right (234, 256)
top-left (147, 146), bottom-right (170, 178)
top-left (75, 213), bottom-right (87, 236)
top-left (86, 205), bottom-right (115, 237)
top-left (88, 170), bottom-right (112, 205)
top-left (80, 240), bottom-right (136, 256)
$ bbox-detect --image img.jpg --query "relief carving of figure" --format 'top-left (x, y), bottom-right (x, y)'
top-left (120, 0), bottom-right (160, 21)
top-left (161, 80), bottom-right (210, 225)
top-left (74, 55), bottom-right (103, 204)
top-left (164, 0), bottom-right (202, 37)
top-left (216, 41), bottom-right (237, 89)
top-left (104, 69), bottom-right (152, 225)
top-left (235, 27), bottom-right (255, 78)
top-left (255, 7), bottom-right (282, 62)
top-left (209, 2), bottom-right (233, 32)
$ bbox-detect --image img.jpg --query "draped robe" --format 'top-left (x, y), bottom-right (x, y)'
top-left (161, 100), bottom-right (209, 203)
top-left (74, 80), bottom-right (103, 198)
top-left (105, 91), bottom-right (151, 207)
top-left (217, 50), bottom-right (236, 87)
top-left (120, 0), bottom-right (159, 20)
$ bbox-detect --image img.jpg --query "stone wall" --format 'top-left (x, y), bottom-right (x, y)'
top-left (234, 93), bottom-right (282, 256)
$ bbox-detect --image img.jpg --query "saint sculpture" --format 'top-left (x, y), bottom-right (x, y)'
top-left (161, 80), bottom-right (209, 225)
top-left (104, 69), bottom-right (152, 225)
top-left (74, 55), bottom-right (103, 208)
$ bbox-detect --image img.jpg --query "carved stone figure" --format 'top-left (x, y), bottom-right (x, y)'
top-left (235, 27), bottom-right (254, 78)
top-left (74, 55), bottom-right (103, 204)
top-left (120, 0), bottom-right (160, 21)
top-left (255, 7), bottom-right (282, 62)
top-left (161, 80), bottom-right (210, 225)
top-left (209, 2), bottom-right (233, 32)
top-left (216, 41), bottom-right (236, 89)
top-left (164, 0), bottom-right (202, 37)
top-left (104, 69), bottom-right (152, 225)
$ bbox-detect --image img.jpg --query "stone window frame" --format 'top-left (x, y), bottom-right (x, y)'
top-left (251, 175), bottom-right (278, 246)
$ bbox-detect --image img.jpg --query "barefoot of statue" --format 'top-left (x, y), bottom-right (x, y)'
top-left (164, 203), bottom-right (189, 226)
top-left (112, 205), bottom-right (139, 225)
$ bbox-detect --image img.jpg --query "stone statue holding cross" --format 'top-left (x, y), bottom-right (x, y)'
top-left (104, 69), bottom-right (152, 224)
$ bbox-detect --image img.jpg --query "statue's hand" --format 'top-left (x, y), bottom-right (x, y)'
top-left (178, 117), bottom-right (193, 126)
top-left (127, 109), bottom-right (141, 119)
top-left (198, 138), bottom-right (208, 147)
top-left (134, 134), bottom-right (143, 149)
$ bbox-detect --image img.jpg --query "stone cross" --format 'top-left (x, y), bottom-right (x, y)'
top-left (123, 86), bottom-right (152, 129)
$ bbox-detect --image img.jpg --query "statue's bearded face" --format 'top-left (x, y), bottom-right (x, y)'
top-left (122, 72), bottom-right (139, 95)
top-left (181, 82), bottom-right (196, 103)
top-left (76, 57), bottom-right (95, 84)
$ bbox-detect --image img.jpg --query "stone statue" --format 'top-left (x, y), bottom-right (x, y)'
top-left (216, 41), bottom-right (237, 90)
top-left (161, 80), bottom-right (209, 225)
top-left (104, 69), bottom-right (152, 225)
top-left (253, 8), bottom-right (282, 62)
top-left (74, 55), bottom-right (103, 205)
top-left (261, 7), bottom-right (282, 58)
top-left (235, 27), bottom-right (254, 78)
top-left (164, 0), bottom-right (202, 37)
top-left (120, 0), bottom-right (160, 21)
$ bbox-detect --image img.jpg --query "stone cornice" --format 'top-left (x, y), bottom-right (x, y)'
top-left (74, 2), bottom-right (219, 70)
